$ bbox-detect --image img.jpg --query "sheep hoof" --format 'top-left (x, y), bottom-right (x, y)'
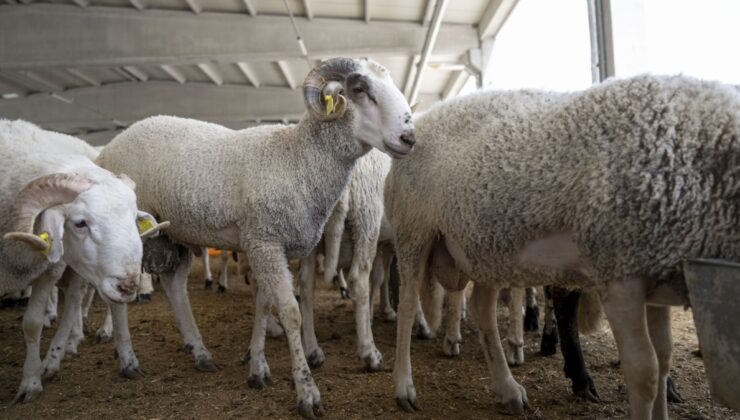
top-left (339, 287), bottom-right (350, 300)
top-left (43, 315), bottom-right (56, 328)
top-left (574, 379), bottom-right (600, 402)
top-left (13, 381), bottom-right (43, 404)
top-left (307, 348), bottom-right (325, 369)
top-left (217, 285), bottom-right (226, 293)
top-left (415, 325), bottom-right (433, 340)
top-left (524, 305), bottom-right (540, 332)
top-left (297, 399), bottom-right (324, 420)
top-left (247, 373), bottom-right (272, 390)
top-left (497, 397), bottom-right (526, 415)
top-left (95, 330), bottom-right (112, 344)
top-left (667, 376), bottom-right (683, 404)
top-left (362, 348), bottom-right (383, 372)
top-left (42, 366), bottom-right (59, 381)
top-left (137, 293), bottom-right (152, 303)
top-left (443, 337), bottom-right (461, 358)
top-left (195, 357), bottom-right (218, 372)
top-left (539, 330), bottom-right (558, 356)
top-left (120, 365), bottom-right (145, 379)
top-left (396, 396), bottom-right (420, 412)
top-left (204, 278), bottom-right (213, 289)
top-left (505, 341), bottom-right (524, 366)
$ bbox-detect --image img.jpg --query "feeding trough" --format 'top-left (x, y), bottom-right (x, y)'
top-left (683, 258), bottom-right (740, 412)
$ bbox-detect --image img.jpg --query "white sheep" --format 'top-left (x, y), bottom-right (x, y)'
top-left (385, 75), bottom-right (740, 419)
top-left (96, 57), bottom-right (415, 418)
top-left (0, 119), bottom-right (166, 402)
top-left (201, 248), bottom-right (232, 292)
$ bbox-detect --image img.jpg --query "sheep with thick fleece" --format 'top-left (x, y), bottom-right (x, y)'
top-left (0, 120), bottom-right (166, 402)
top-left (96, 57), bottom-right (415, 418)
top-left (385, 75), bottom-right (740, 419)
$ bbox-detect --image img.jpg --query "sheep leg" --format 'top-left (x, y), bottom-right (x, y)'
top-left (322, 191), bottom-right (349, 287)
top-left (138, 272), bottom-right (153, 302)
top-left (552, 287), bottom-right (599, 401)
top-left (15, 270), bottom-right (58, 403)
top-left (246, 282), bottom-right (273, 387)
top-left (505, 287), bottom-right (525, 366)
top-left (107, 302), bottom-right (143, 378)
top-left (601, 279), bottom-right (656, 420)
top-left (202, 247), bottom-right (213, 289)
top-left (471, 284), bottom-right (528, 414)
top-left (539, 285), bottom-right (559, 356)
top-left (299, 250), bottom-right (325, 369)
top-left (81, 283), bottom-right (95, 322)
top-left (414, 296), bottom-right (434, 339)
top-left (44, 286), bottom-right (58, 327)
top-left (380, 251), bottom-right (396, 321)
top-left (42, 272), bottom-right (83, 379)
top-left (647, 305), bottom-right (672, 420)
top-left (65, 286), bottom-right (85, 356)
top-left (217, 250), bottom-right (229, 293)
top-left (159, 251), bottom-right (216, 372)
top-left (95, 306), bottom-right (113, 342)
top-left (348, 242), bottom-right (383, 372)
top-left (247, 245), bottom-right (323, 419)
top-left (443, 289), bottom-right (463, 357)
top-left (368, 251), bottom-right (383, 321)
top-left (524, 287), bottom-right (539, 331)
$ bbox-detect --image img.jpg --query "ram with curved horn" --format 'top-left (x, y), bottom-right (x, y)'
top-left (0, 119), bottom-right (168, 403)
top-left (96, 57), bottom-right (415, 418)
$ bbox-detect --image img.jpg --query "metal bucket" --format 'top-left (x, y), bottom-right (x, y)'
top-left (683, 258), bottom-right (740, 411)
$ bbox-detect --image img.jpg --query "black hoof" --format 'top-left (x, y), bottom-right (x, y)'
top-left (667, 376), bottom-right (683, 403)
top-left (120, 366), bottom-right (145, 379)
top-left (415, 327), bottom-right (432, 340)
top-left (217, 285), bottom-right (226, 293)
top-left (18, 297), bottom-right (29, 307)
top-left (539, 330), bottom-right (558, 356)
top-left (297, 399), bottom-right (324, 419)
top-left (524, 305), bottom-right (540, 332)
top-left (307, 350), bottom-right (325, 369)
top-left (137, 294), bottom-right (151, 303)
top-left (396, 396), bottom-right (420, 412)
top-left (204, 279), bottom-right (213, 289)
top-left (243, 275), bottom-right (250, 286)
top-left (247, 374), bottom-right (272, 389)
top-left (573, 376), bottom-right (600, 402)
top-left (331, 275), bottom-right (339, 285)
top-left (195, 358), bottom-right (218, 372)
top-left (340, 287), bottom-right (350, 300)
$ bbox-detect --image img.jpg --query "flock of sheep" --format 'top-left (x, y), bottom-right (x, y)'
top-left (2, 57), bottom-right (739, 420)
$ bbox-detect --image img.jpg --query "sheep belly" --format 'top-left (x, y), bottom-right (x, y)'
top-left (515, 232), bottom-right (589, 274)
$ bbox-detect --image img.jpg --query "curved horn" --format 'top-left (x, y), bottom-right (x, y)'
top-left (303, 57), bottom-right (359, 121)
top-left (3, 173), bottom-right (93, 249)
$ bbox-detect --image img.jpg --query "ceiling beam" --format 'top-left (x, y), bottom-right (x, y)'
top-left (128, 0), bottom-right (144, 10)
top-left (5, 0), bottom-right (18, 4)
top-left (302, 0), bottom-right (313, 20)
top-left (197, 62), bottom-right (223, 86)
top-left (441, 70), bottom-right (469, 100)
top-left (409, 0), bottom-right (448, 104)
top-left (478, 0), bottom-right (518, 40)
top-left (276, 61), bottom-right (296, 90)
top-left (364, 0), bottom-right (370, 22)
top-left (18, 0), bottom-right (31, 4)
top-left (160, 64), bottom-right (186, 84)
top-left (0, 82), bottom-right (307, 133)
top-left (6, 70), bottom-right (65, 92)
top-left (243, 0), bottom-right (256, 16)
top-left (0, 5), bottom-right (479, 70)
top-left (121, 65), bottom-right (148, 81)
top-left (184, 0), bottom-right (201, 14)
top-left (72, 0), bottom-right (90, 7)
top-left (236, 62), bottom-right (260, 88)
top-left (403, 55), bottom-right (419, 99)
top-left (67, 68), bottom-right (101, 87)
top-left (422, 0), bottom-right (437, 25)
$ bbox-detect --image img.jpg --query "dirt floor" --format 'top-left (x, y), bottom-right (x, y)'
top-left (1, 259), bottom-right (737, 419)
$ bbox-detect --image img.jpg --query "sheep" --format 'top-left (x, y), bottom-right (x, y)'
top-left (0, 119), bottom-right (167, 402)
top-left (384, 75), bottom-right (740, 419)
top-left (95, 57), bottom-right (415, 418)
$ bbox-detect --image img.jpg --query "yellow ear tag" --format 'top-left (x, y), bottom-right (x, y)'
top-left (325, 95), bottom-right (335, 115)
top-left (137, 218), bottom-right (155, 235)
top-left (38, 231), bottom-right (51, 256)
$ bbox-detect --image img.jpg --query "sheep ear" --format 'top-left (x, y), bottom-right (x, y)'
top-left (137, 211), bottom-right (170, 239)
top-left (37, 208), bottom-right (65, 263)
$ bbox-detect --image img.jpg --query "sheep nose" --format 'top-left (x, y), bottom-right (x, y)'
top-left (400, 131), bottom-right (415, 147)
top-left (117, 277), bottom-right (139, 296)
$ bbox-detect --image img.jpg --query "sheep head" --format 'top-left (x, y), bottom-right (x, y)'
top-left (303, 57), bottom-right (416, 159)
top-left (3, 171), bottom-right (168, 304)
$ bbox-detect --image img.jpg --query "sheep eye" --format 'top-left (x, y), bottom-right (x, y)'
top-left (74, 220), bottom-right (87, 229)
top-left (353, 87), bottom-right (364, 94)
